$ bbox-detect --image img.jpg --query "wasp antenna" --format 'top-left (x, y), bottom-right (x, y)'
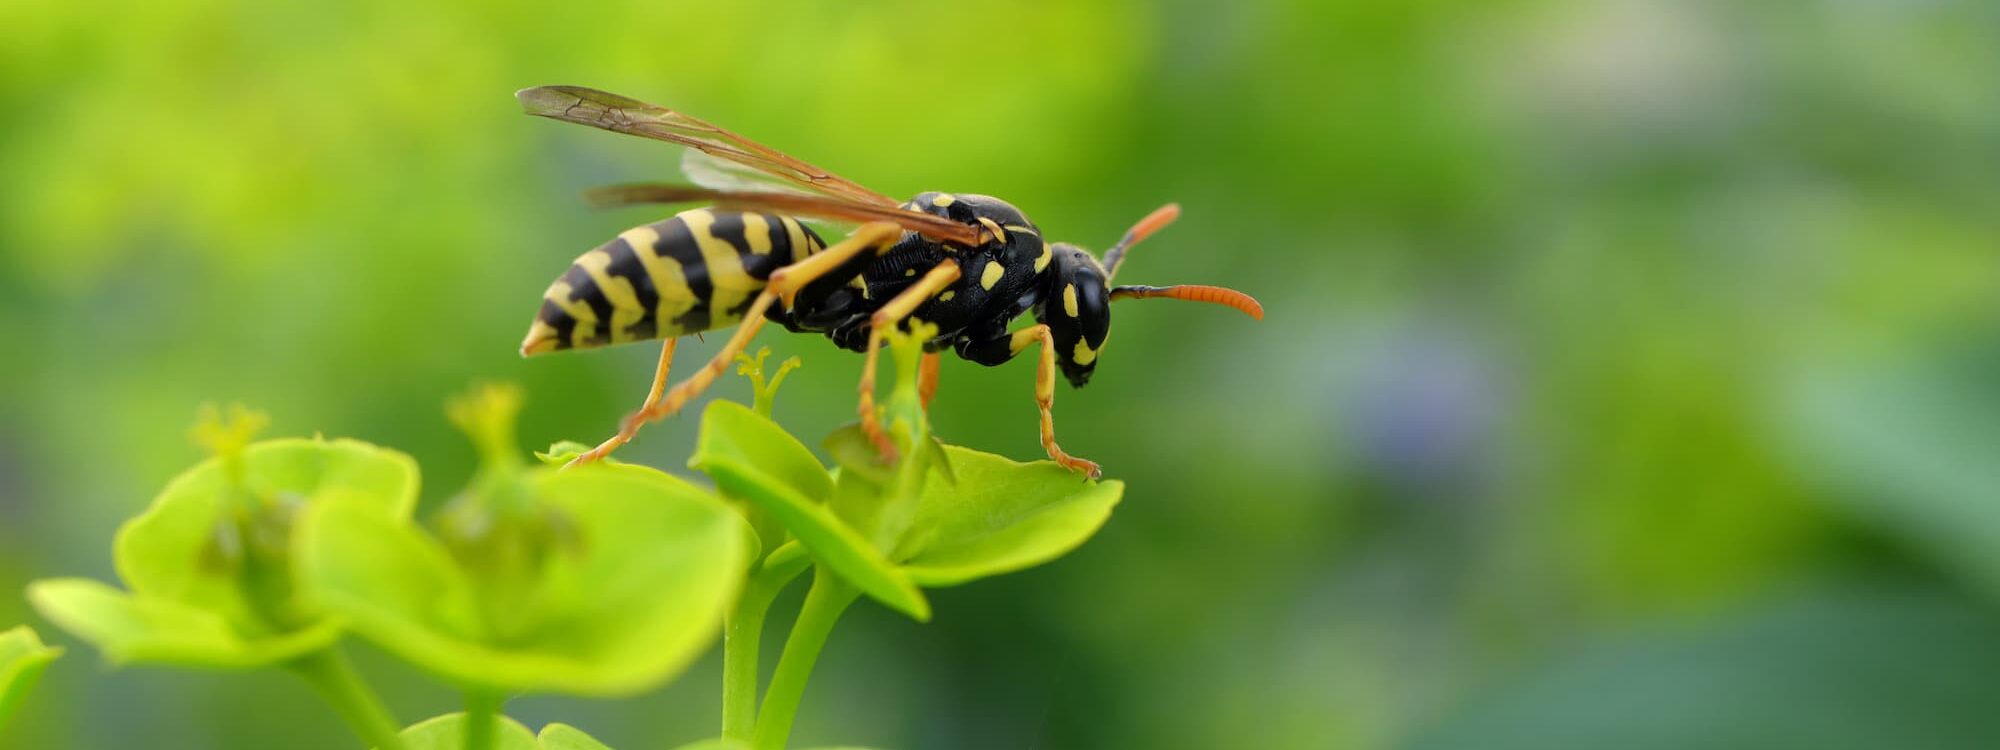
top-left (1108, 284), bottom-right (1263, 320)
top-left (1102, 203), bottom-right (1181, 280)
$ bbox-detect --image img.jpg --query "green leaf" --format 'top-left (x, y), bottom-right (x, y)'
top-left (569, 730), bottom-right (880, 750)
top-left (822, 325), bottom-right (1114, 589)
top-left (895, 447), bottom-right (1123, 587)
top-left (764, 540), bottom-right (809, 572)
top-left (26, 578), bottom-right (338, 668)
top-left (107, 437), bottom-right (419, 649)
top-left (692, 401), bottom-right (834, 503)
top-left (864, 323), bottom-right (949, 552)
top-left (299, 463), bottom-right (748, 695)
top-left (1784, 341), bottom-right (2000, 593)
top-left (0, 625), bottom-right (62, 729)
top-left (383, 713), bottom-right (538, 750)
top-left (537, 723), bottom-right (617, 750)
top-left (665, 740), bottom-right (747, 750)
top-left (535, 441), bottom-right (596, 466)
top-left (691, 401), bottom-right (929, 622)
top-left (823, 427), bottom-right (944, 554)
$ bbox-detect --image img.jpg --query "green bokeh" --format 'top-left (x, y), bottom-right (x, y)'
top-left (3, 0), bottom-right (1997, 747)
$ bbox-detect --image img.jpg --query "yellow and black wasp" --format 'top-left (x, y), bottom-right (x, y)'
top-left (517, 85), bottom-right (1263, 478)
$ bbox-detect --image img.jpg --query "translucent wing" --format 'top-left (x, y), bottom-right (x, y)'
top-left (680, 148), bottom-right (867, 235)
top-left (586, 183), bottom-right (986, 246)
top-left (680, 148), bottom-right (822, 197)
top-left (518, 85), bottom-right (899, 207)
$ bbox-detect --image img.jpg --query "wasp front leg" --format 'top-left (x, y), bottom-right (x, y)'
top-left (566, 222), bottom-right (905, 468)
top-left (955, 324), bottom-right (1101, 479)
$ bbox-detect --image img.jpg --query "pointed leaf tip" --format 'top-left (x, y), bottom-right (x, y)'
top-left (0, 625), bottom-right (63, 729)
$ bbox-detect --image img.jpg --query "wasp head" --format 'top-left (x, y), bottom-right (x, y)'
top-left (1036, 243), bottom-right (1112, 388)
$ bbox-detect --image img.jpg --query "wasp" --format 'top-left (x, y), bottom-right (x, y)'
top-left (517, 86), bottom-right (1262, 478)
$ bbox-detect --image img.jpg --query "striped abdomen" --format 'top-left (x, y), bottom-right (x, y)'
top-left (521, 209), bottom-right (825, 355)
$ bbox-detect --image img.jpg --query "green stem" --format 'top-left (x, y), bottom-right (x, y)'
top-left (462, 689), bottom-right (504, 750)
top-left (722, 555), bottom-right (811, 740)
top-left (289, 649), bottom-right (409, 750)
top-left (751, 572), bottom-right (859, 750)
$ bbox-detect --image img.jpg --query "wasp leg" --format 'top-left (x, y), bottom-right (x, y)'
top-left (768, 222), bottom-right (904, 310)
top-left (567, 222), bottom-right (905, 468)
top-left (567, 338), bottom-right (680, 462)
top-left (955, 324), bottom-right (1100, 479)
top-left (858, 260), bottom-right (963, 459)
top-left (565, 295), bottom-right (777, 468)
top-left (919, 351), bottom-right (941, 409)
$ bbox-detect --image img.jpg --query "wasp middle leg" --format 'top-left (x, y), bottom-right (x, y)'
top-left (919, 351), bottom-right (941, 409)
top-left (856, 260), bottom-right (963, 459)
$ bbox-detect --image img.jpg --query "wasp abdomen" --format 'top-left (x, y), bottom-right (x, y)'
top-left (522, 208), bottom-right (823, 355)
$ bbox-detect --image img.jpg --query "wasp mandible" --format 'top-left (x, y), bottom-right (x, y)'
top-left (517, 86), bottom-right (1263, 478)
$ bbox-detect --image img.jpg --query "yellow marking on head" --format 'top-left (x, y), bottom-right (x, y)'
top-left (1034, 241), bottom-right (1053, 273)
top-left (620, 225), bottom-right (700, 333)
top-left (1073, 339), bottom-right (1098, 365)
top-left (575, 249), bottom-right (646, 344)
top-left (681, 209), bottom-right (761, 325)
top-left (1063, 284), bottom-right (1079, 318)
top-left (1004, 224), bottom-right (1036, 235)
top-left (904, 268), bottom-right (916, 277)
top-left (930, 194), bottom-right (956, 208)
top-left (977, 217), bottom-right (1007, 244)
top-left (939, 290), bottom-right (955, 302)
top-left (980, 261), bottom-right (1005, 290)
top-left (742, 213), bottom-right (774, 255)
top-left (520, 319), bottom-right (561, 356)
top-left (540, 280), bottom-right (601, 348)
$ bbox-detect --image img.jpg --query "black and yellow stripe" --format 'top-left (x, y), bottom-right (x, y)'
top-left (522, 209), bottom-right (824, 355)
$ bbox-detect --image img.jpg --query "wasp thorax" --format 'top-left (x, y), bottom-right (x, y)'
top-left (905, 192), bottom-right (1037, 246)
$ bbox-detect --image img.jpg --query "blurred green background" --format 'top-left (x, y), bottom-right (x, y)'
top-left (4, 0), bottom-right (1999, 747)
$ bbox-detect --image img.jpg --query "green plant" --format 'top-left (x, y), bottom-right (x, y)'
top-left (0, 625), bottom-right (61, 730)
top-left (20, 325), bottom-right (1122, 749)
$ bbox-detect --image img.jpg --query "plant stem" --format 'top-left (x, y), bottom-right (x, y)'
top-left (288, 648), bottom-right (409, 750)
top-left (751, 572), bottom-right (859, 750)
top-left (722, 555), bottom-right (810, 740)
top-left (462, 689), bottom-right (504, 750)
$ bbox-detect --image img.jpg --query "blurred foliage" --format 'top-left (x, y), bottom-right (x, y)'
top-left (0, 626), bottom-right (60, 730)
top-left (28, 434), bottom-right (415, 670)
top-left (2, 0), bottom-right (1997, 748)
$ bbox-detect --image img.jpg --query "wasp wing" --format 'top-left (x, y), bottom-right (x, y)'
top-left (585, 183), bottom-right (986, 246)
top-left (518, 85), bottom-right (899, 207)
top-left (680, 148), bottom-right (822, 197)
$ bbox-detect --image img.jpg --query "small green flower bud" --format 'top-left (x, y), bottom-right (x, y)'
top-left (734, 346), bottom-right (803, 418)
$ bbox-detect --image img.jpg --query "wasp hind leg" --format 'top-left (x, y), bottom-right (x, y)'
top-left (568, 338), bottom-right (680, 463)
top-left (566, 222), bottom-right (907, 468)
top-left (955, 323), bottom-right (1100, 479)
